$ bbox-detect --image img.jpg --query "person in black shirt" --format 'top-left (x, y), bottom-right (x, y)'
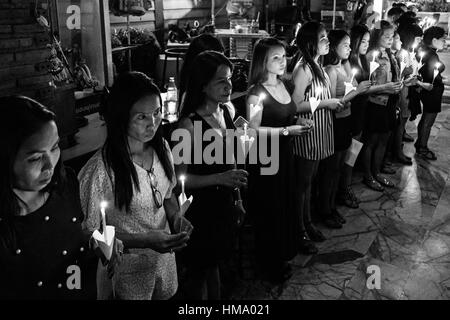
top-left (0, 96), bottom-right (121, 299)
top-left (415, 26), bottom-right (446, 160)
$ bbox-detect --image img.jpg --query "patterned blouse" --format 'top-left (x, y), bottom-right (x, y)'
top-left (293, 62), bottom-right (334, 160)
top-left (78, 141), bottom-right (177, 300)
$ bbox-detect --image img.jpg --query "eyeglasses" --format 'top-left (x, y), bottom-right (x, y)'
top-left (146, 168), bottom-right (163, 208)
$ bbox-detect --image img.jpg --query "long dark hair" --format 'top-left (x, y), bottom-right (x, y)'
top-left (248, 37), bottom-right (286, 87)
top-left (296, 21), bottom-right (327, 85)
top-left (181, 51), bottom-right (233, 118)
top-left (0, 96), bottom-right (65, 222)
top-left (349, 24), bottom-right (370, 78)
top-left (398, 23), bottom-right (423, 51)
top-left (103, 72), bottom-right (174, 212)
top-left (179, 34), bottom-right (224, 101)
top-left (323, 29), bottom-right (350, 66)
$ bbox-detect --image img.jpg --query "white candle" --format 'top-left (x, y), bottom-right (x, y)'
top-left (100, 201), bottom-right (108, 243)
top-left (419, 51), bottom-right (425, 64)
top-left (179, 175), bottom-right (186, 196)
top-left (243, 122), bottom-right (248, 138)
top-left (411, 43), bottom-right (418, 53)
top-left (372, 50), bottom-right (379, 63)
top-left (350, 68), bottom-right (358, 84)
top-left (257, 93), bottom-right (266, 106)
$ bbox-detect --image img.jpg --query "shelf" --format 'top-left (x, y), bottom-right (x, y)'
top-left (111, 44), bottom-right (143, 53)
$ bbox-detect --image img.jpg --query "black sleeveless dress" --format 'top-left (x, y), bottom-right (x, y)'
top-left (247, 83), bottom-right (300, 268)
top-left (181, 105), bottom-right (238, 268)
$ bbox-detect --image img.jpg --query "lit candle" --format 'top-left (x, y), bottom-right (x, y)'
top-left (419, 51), bottom-right (425, 65)
top-left (243, 122), bottom-right (248, 139)
top-left (179, 175), bottom-right (186, 196)
top-left (257, 93), bottom-right (266, 106)
top-left (372, 50), bottom-right (379, 63)
top-left (350, 68), bottom-right (358, 84)
top-left (411, 43), bottom-right (418, 53)
top-left (100, 201), bottom-right (108, 243)
top-left (433, 62), bottom-right (442, 84)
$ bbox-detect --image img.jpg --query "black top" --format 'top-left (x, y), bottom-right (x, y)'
top-left (350, 59), bottom-right (370, 135)
top-left (246, 83), bottom-right (300, 266)
top-left (419, 47), bottom-right (445, 113)
top-left (0, 169), bottom-right (97, 300)
top-left (180, 105), bottom-right (238, 267)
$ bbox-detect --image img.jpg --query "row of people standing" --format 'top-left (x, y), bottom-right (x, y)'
top-left (243, 18), bottom-right (446, 282)
top-left (1, 19), bottom-right (444, 300)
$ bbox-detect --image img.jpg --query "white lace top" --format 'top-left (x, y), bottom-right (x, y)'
top-left (78, 143), bottom-right (177, 300)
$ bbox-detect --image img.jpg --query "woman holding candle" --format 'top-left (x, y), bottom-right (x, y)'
top-left (291, 22), bottom-right (344, 248)
top-left (361, 20), bottom-right (403, 192)
top-left (0, 96), bottom-right (121, 299)
top-left (337, 24), bottom-right (372, 208)
top-left (415, 26), bottom-right (446, 161)
top-left (392, 24), bottom-right (426, 165)
top-left (246, 37), bottom-right (311, 279)
top-left (322, 30), bottom-right (371, 222)
top-left (397, 22), bottom-right (423, 124)
top-left (176, 51), bottom-right (248, 299)
top-left (79, 72), bottom-right (192, 300)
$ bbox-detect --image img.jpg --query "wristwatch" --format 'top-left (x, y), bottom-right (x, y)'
top-left (281, 127), bottom-right (289, 136)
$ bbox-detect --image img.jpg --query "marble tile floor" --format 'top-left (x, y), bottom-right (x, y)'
top-left (231, 103), bottom-right (450, 300)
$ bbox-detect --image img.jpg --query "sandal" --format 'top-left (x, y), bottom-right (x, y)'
top-left (375, 174), bottom-right (395, 188)
top-left (364, 176), bottom-right (384, 192)
top-left (337, 188), bottom-right (359, 209)
top-left (305, 223), bottom-right (326, 242)
top-left (417, 148), bottom-right (437, 161)
top-left (347, 186), bottom-right (360, 204)
top-left (332, 209), bottom-right (346, 224)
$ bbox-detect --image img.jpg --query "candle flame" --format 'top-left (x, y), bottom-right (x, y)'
top-left (259, 93), bottom-right (266, 101)
top-left (373, 51), bottom-right (379, 58)
top-left (352, 68), bottom-right (358, 76)
top-left (412, 43), bottom-right (418, 50)
top-left (435, 62), bottom-right (442, 69)
top-left (100, 201), bottom-right (108, 210)
top-left (179, 175), bottom-right (186, 182)
top-left (419, 51), bottom-right (425, 58)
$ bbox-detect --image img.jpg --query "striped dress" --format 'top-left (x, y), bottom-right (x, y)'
top-left (293, 67), bottom-right (334, 160)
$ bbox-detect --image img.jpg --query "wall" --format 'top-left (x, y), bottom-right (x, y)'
top-left (0, 0), bottom-right (54, 100)
top-left (0, 0), bottom-right (77, 144)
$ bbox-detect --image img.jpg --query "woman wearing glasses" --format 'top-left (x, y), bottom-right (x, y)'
top-left (78, 72), bottom-right (192, 300)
